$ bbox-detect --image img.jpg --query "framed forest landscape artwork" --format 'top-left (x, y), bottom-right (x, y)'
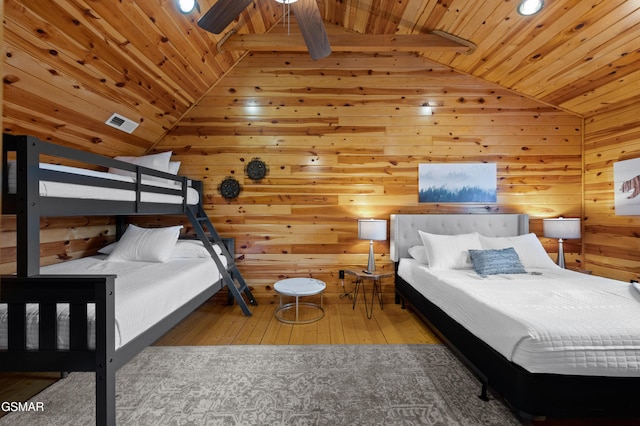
top-left (419, 163), bottom-right (497, 203)
top-left (614, 157), bottom-right (640, 215)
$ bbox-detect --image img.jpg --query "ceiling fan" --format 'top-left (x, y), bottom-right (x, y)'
top-left (198, 0), bottom-right (332, 60)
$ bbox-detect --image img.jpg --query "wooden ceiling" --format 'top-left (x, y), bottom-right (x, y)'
top-left (3, 0), bottom-right (640, 151)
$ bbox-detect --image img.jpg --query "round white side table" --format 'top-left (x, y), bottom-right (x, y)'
top-left (273, 277), bottom-right (326, 324)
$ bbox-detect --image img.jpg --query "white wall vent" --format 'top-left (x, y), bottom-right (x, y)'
top-left (105, 113), bottom-right (139, 134)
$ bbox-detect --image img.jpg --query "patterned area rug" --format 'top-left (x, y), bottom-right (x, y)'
top-left (1, 344), bottom-right (520, 425)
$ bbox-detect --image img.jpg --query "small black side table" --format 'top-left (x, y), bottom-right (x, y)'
top-left (344, 269), bottom-right (394, 319)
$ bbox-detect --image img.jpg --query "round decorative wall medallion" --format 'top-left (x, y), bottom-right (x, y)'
top-left (245, 158), bottom-right (268, 181)
top-left (218, 176), bottom-right (241, 200)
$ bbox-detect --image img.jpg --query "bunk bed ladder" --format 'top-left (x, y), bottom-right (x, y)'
top-left (186, 205), bottom-right (256, 316)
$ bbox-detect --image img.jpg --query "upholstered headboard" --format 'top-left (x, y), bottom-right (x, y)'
top-left (390, 214), bottom-right (529, 262)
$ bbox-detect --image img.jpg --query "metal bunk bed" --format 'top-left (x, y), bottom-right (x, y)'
top-left (0, 134), bottom-right (257, 425)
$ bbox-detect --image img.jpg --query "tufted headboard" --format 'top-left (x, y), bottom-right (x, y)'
top-left (390, 214), bottom-right (529, 262)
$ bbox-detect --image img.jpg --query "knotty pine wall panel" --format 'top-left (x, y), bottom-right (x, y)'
top-left (0, 216), bottom-right (115, 274)
top-left (584, 103), bottom-right (640, 282)
top-left (154, 52), bottom-right (583, 295)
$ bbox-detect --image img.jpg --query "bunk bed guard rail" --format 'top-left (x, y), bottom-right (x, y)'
top-left (2, 134), bottom-right (197, 277)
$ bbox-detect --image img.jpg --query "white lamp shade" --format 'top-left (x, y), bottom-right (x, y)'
top-left (358, 219), bottom-right (387, 241)
top-left (543, 217), bottom-right (581, 239)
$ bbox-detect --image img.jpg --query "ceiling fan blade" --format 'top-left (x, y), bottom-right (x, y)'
top-left (290, 0), bottom-right (331, 60)
top-left (198, 0), bottom-right (253, 34)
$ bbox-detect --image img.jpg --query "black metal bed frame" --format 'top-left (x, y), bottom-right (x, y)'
top-left (395, 269), bottom-right (640, 420)
top-left (2, 134), bottom-right (197, 275)
top-left (0, 134), bottom-right (234, 425)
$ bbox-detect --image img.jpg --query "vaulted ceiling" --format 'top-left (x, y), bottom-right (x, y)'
top-left (3, 0), bottom-right (640, 151)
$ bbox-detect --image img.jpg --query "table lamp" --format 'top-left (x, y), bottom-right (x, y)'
top-left (543, 217), bottom-right (581, 268)
top-left (358, 219), bottom-right (387, 274)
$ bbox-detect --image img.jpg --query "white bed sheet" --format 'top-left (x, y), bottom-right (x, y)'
top-left (7, 161), bottom-right (199, 205)
top-left (398, 258), bottom-right (640, 377)
top-left (0, 254), bottom-right (226, 350)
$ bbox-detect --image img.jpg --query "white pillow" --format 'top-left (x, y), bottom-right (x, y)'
top-left (101, 238), bottom-right (222, 259)
top-left (106, 224), bottom-right (182, 263)
top-left (407, 245), bottom-right (429, 264)
top-left (418, 231), bottom-right (482, 270)
top-left (171, 240), bottom-right (222, 258)
top-left (478, 233), bottom-right (558, 269)
top-left (109, 151), bottom-right (173, 181)
top-left (168, 161), bottom-right (181, 174)
top-left (97, 242), bottom-right (117, 255)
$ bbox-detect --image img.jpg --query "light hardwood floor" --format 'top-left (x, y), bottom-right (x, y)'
top-left (155, 292), bottom-right (438, 346)
top-left (2, 294), bottom-right (639, 425)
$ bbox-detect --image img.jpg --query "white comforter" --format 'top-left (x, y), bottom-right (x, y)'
top-left (0, 254), bottom-right (225, 350)
top-left (398, 259), bottom-right (640, 376)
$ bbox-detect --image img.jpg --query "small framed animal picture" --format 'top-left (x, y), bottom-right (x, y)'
top-left (614, 157), bottom-right (640, 215)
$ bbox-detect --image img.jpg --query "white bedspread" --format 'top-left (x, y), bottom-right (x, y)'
top-left (398, 258), bottom-right (640, 376)
top-left (7, 162), bottom-right (199, 205)
top-left (0, 254), bottom-right (225, 350)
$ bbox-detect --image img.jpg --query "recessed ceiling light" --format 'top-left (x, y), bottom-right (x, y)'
top-left (177, 0), bottom-right (198, 14)
top-left (517, 0), bottom-right (544, 16)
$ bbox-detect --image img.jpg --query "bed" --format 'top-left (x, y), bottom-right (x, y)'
top-left (390, 213), bottom-right (640, 419)
top-left (0, 134), bottom-right (253, 426)
top-left (1, 244), bottom-right (227, 351)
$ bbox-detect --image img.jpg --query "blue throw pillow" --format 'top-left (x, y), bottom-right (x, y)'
top-left (468, 247), bottom-right (526, 277)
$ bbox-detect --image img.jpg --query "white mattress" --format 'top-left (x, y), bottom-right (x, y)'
top-left (0, 254), bottom-right (226, 350)
top-left (398, 258), bottom-right (640, 377)
top-left (7, 161), bottom-right (199, 205)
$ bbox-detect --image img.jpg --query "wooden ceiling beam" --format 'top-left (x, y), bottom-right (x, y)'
top-left (220, 33), bottom-right (475, 54)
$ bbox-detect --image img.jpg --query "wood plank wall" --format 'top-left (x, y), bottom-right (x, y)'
top-left (1, 51), bottom-right (585, 295)
top-left (584, 103), bottom-right (640, 282)
top-left (151, 51), bottom-right (583, 296)
top-left (0, 216), bottom-right (115, 274)
top-left (1, 0), bottom-right (3, 228)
